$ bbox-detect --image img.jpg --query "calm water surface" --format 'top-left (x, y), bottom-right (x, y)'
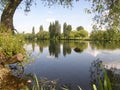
top-left (23, 41), bottom-right (120, 90)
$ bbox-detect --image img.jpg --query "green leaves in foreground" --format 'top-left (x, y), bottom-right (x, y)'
top-left (0, 32), bottom-right (25, 59)
top-left (93, 84), bottom-right (97, 90)
top-left (32, 74), bottom-right (40, 90)
top-left (94, 69), bottom-right (112, 90)
top-left (103, 70), bottom-right (112, 90)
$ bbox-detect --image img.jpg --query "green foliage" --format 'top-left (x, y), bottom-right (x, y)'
top-left (87, 0), bottom-right (120, 30)
top-left (36, 31), bottom-right (49, 40)
top-left (76, 30), bottom-right (88, 39)
top-left (0, 32), bottom-right (25, 59)
top-left (33, 74), bottom-right (40, 90)
top-left (98, 77), bottom-right (103, 90)
top-left (63, 22), bottom-right (67, 36)
top-left (32, 26), bottom-right (35, 35)
top-left (63, 23), bottom-right (72, 38)
top-left (94, 69), bottom-right (112, 90)
top-left (23, 21), bottom-right (88, 40)
top-left (90, 29), bottom-right (120, 41)
top-left (93, 84), bottom-right (97, 90)
top-left (76, 26), bottom-right (84, 31)
top-left (49, 20), bottom-right (61, 39)
top-left (39, 25), bottom-right (43, 32)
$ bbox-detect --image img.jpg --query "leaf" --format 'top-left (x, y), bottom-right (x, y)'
top-left (98, 77), bottom-right (103, 90)
top-left (77, 85), bottom-right (82, 90)
top-left (93, 84), bottom-right (97, 90)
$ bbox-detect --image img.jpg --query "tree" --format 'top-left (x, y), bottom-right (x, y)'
top-left (67, 25), bottom-right (72, 32)
top-left (54, 20), bottom-right (61, 38)
top-left (49, 20), bottom-right (61, 39)
top-left (39, 25), bottom-right (43, 32)
top-left (87, 0), bottom-right (120, 30)
top-left (0, 0), bottom-right (78, 33)
top-left (79, 30), bottom-right (88, 38)
top-left (76, 26), bottom-right (84, 31)
top-left (74, 30), bottom-right (88, 39)
top-left (32, 26), bottom-right (35, 35)
top-left (63, 23), bottom-right (72, 39)
top-left (63, 22), bottom-right (67, 36)
top-left (66, 24), bottom-right (72, 37)
top-left (49, 22), bottom-right (55, 39)
top-left (0, 0), bottom-right (119, 33)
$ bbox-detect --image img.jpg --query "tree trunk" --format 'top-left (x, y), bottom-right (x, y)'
top-left (0, 0), bottom-right (22, 33)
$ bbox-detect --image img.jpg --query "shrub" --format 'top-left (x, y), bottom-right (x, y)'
top-left (0, 32), bottom-right (25, 61)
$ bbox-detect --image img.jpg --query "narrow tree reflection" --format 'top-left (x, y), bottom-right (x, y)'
top-left (49, 40), bottom-right (60, 58)
top-left (63, 41), bottom-right (71, 56)
top-left (36, 40), bottom-right (49, 53)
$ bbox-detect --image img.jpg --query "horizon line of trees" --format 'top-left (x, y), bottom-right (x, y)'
top-left (24, 20), bottom-right (89, 40)
top-left (22, 20), bottom-right (120, 41)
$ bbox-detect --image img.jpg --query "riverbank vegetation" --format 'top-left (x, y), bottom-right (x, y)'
top-left (24, 20), bottom-right (89, 40)
top-left (90, 29), bottom-right (120, 41)
top-left (0, 26), bottom-right (25, 64)
top-left (23, 20), bottom-right (120, 41)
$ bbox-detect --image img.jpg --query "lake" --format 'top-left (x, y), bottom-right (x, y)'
top-left (13, 40), bottom-right (120, 90)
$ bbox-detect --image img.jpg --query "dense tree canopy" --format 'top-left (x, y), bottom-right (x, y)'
top-left (87, 0), bottom-right (120, 30)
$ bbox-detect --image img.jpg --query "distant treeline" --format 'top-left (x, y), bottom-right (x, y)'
top-left (22, 20), bottom-right (89, 40)
top-left (22, 20), bottom-right (120, 41)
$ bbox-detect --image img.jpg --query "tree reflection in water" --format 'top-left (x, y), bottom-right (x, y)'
top-left (49, 40), bottom-right (60, 58)
top-left (90, 41), bottom-right (120, 50)
top-left (90, 59), bottom-right (120, 90)
top-left (63, 41), bottom-right (71, 56)
top-left (73, 41), bottom-right (88, 53)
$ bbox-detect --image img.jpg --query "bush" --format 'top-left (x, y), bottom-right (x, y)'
top-left (0, 32), bottom-right (25, 60)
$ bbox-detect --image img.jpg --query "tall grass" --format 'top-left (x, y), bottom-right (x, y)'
top-left (24, 69), bottom-right (112, 90)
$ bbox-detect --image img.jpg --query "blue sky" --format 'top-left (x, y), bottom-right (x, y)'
top-left (2, 0), bottom-right (94, 33)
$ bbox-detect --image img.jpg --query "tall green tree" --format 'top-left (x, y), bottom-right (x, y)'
top-left (54, 20), bottom-right (61, 38)
top-left (63, 22), bottom-right (67, 36)
top-left (39, 25), bottom-right (43, 32)
top-left (49, 22), bottom-right (55, 39)
top-left (63, 23), bottom-right (72, 39)
top-left (32, 26), bottom-right (35, 35)
top-left (66, 25), bottom-right (72, 37)
top-left (49, 20), bottom-right (61, 39)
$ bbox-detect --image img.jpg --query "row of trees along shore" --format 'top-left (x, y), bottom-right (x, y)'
top-left (24, 20), bottom-right (89, 40)
top-left (24, 22), bottom-right (120, 41)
